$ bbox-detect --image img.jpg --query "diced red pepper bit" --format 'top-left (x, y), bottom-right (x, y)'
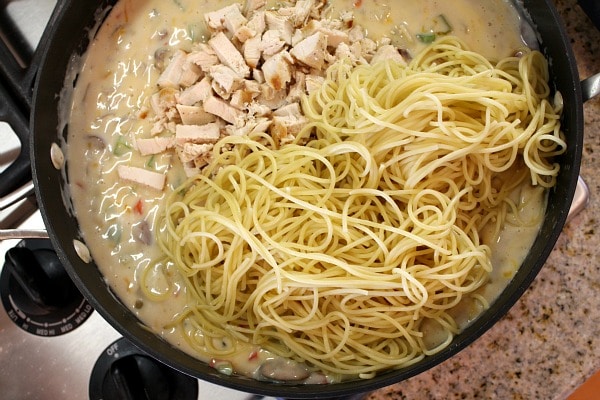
top-left (209, 358), bottom-right (217, 368)
top-left (133, 198), bottom-right (143, 215)
top-left (248, 350), bottom-right (258, 361)
top-left (353, 0), bottom-right (363, 8)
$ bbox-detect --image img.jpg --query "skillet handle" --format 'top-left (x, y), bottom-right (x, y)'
top-left (582, 72), bottom-right (600, 102)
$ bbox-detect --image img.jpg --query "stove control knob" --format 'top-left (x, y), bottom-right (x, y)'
top-left (90, 338), bottom-right (199, 400)
top-left (6, 246), bottom-right (80, 314)
top-left (1, 238), bottom-right (93, 336)
top-left (105, 355), bottom-right (178, 399)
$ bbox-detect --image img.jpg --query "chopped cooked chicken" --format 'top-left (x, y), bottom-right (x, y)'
top-left (209, 32), bottom-right (251, 78)
top-left (305, 74), bottom-right (325, 92)
top-left (176, 104), bottom-right (216, 125)
top-left (246, 10), bottom-right (266, 36)
top-left (277, 0), bottom-right (314, 27)
top-left (175, 123), bottom-right (221, 144)
top-left (262, 51), bottom-right (293, 91)
top-left (242, 0), bottom-right (267, 15)
top-left (302, 20), bottom-right (349, 47)
top-left (271, 102), bottom-right (307, 139)
top-left (261, 30), bottom-right (287, 57)
top-left (137, 0), bottom-right (408, 180)
top-left (117, 165), bottom-right (166, 190)
top-left (370, 44), bottom-right (407, 65)
top-left (135, 137), bottom-right (176, 156)
top-left (187, 44), bottom-right (219, 72)
top-left (209, 64), bottom-right (244, 97)
top-left (203, 96), bottom-right (244, 124)
top-left (157, 50), bottom-right (187, 88)
top-left (265, 11), bottom-right (294, 44)
top-left (205, 4), bottom-right (240, 31)
top-left (178, 143), bottom-right (214, 164)
top-left (222, 4), bottom-right (249, 38)
top-left (290, 32), bottom-right (328, 70)
top-left (243, 35), bottom-right (263, 68)
top-left (177, 77), bottom-right (213, 106)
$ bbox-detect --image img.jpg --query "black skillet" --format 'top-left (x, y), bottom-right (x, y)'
top-left (21, 0), bottom-right (587, 397)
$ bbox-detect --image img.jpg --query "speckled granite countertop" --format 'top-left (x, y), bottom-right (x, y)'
top-left (365, 1), bottom-right (600, 399)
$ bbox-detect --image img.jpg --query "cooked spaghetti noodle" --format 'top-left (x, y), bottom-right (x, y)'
top-left (155, 37), bottom-right (565, 379)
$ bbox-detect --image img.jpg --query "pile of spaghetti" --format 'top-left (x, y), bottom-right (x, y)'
top-left (155, 37), bottom-right (566, 379)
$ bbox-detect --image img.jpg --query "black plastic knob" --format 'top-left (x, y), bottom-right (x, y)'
top-left (105, 354), bottom-right (174, 400)
top-left (0, 238), bottom-right (93, 336)
top-left (90, 338), bottom-right (199, 400)
top-left (6, 246), bottom-right (78, 313)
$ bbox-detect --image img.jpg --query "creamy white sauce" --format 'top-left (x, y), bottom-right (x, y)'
top-left (67, 0), bottom-right (540, 382)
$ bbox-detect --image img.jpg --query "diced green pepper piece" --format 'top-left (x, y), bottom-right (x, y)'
top-left (416, 32), bottom-right (436, 43)
top-left (113, 135), bottom-right (131, 156)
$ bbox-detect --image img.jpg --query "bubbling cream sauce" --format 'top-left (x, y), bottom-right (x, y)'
top-left (67, 0), bottom-right (543, 382)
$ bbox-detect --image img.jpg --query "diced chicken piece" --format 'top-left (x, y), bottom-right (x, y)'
top-left (358, 38), bottom-right (378, 61)
top-left (291, 29), bottom-right (304, 46)
top-left (271, 103), bottom-right (307, 137)
top-left (117, 165), bottom-right (166, 190)
top-left (209, 32), bottom-right (251, 78)
top-left (262, 51), bottom-right (293, 91)
top-left (302, 20), bottom-right (349, 47)
top-left (379, 37), bottom-right (392, 46)
top-left (370, 44), bottom-right (407, 65)
top-left (204, 4), bottom-right (240, 31)
top-left (226, 116), bottom-right (272, 136)
top-left (134, 137), bottom-right (176, 156)
top-left (270, 109), bottom-right (307, 145)
top-left (230, 88), bottom-right (259, 109)
top-left (246, 11), bottom-right (266, 36)
top-left (175, 123), bottom-right (221, 145)
top-left (270, 121), bottom-right (295, 146)
top-left (179, 60), bottom-right (203, 88)
top-left (203, 96), bottom-right (244, 124)
top-left (243, 35), bottom-right (262, 69)
top-left (272, 102), bottom-right (302, 118)
top-left (290, 32), bottom-right (328, 70)
top-left (209, 65), bottom-right (244, 97)
top-left (348, 26), bottom-right (365, 43)
top-left (260, 30), bottom-right (286, 57)
top-left (150, 88), bottom-right (177, 116)
top-left (247, 101), bottom-right (272, 117)
top-left (242, 0), bottom-right (267, 15)
top-left (244, 79), bottom-right (262, 94)
top-left (339, 10), bottom-right (354, 25)
top-left (151, 117), bottom-right (176, 136)
top-left (277, 0), bottom-right (314, 27)
top-left (176, 77), bottom-right (213, 106)
top-left (322, 28), bottom-right (349, 47)
top-left (176, 104), bottom-right (217, 125)
top-left (157, 50), bottom-right (186, 88)
top-left (178, 143), bottom-right (214, 164)
top-left (286, 71), bottom-right (306, 103)
top-left (335, 42), bottom-right (365, 65)
top-left (187, 44), bottom-right (219, 72)
top-left (222, 4), bottom-right (248, 38)
top-left (235, 26), bottom-right (255, 43)
top-left (181, 160), bottom-right (200, 178)
top-left (156, 50), bottom-right (201, 88)
top-left (305, 74), bottom-right (325, 93)
top-left (251, 70), bottom-right (264, 84)
top-left (265, 11), bottom-right (294, 44)
top-left (257, 85), bottom-right (288, 110)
